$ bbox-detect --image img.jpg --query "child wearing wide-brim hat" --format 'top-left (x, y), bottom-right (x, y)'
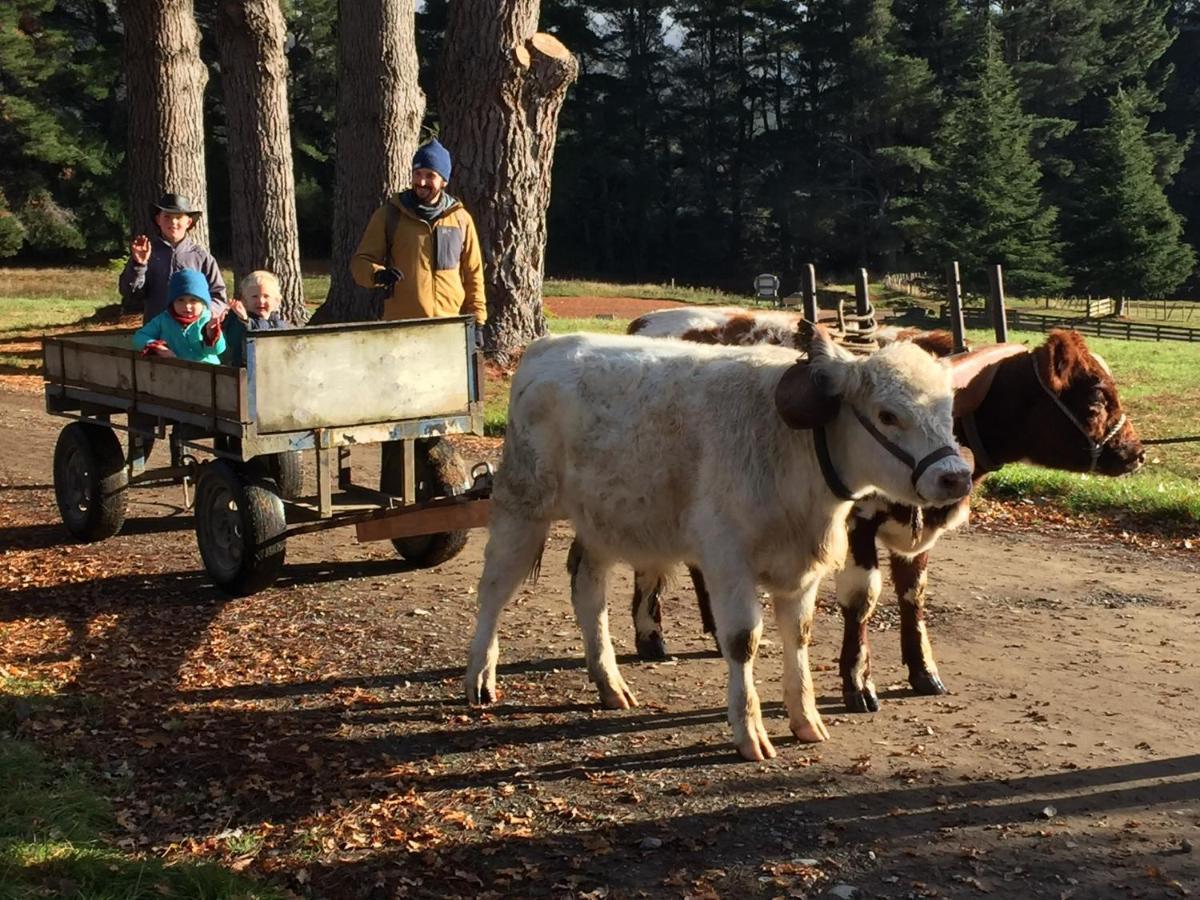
top-left (118, 191), bottom-right (227, 324)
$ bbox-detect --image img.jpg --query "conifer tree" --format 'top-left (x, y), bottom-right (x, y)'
top-left (911, 19), bottom-right (1066, 294)
top-left (0, 1), bottom-right (123, 255)
top-left (1064, 89), bottom-right (1195, 298)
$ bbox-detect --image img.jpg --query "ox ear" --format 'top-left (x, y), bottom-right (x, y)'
top-left (1039, 329), bottom-right (1086, 392)
top-left (950, 344), bottom-right (1028, 418)
top-left (775, 361), bottom-right (841, 430)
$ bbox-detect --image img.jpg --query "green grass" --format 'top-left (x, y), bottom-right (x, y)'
top-left (0, 677), bottom-right (281, 900)
top-left (543, 278), bottom-right (737, 304)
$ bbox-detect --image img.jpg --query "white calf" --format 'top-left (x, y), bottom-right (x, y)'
top-left (465, 325), bottom-right (972, 760)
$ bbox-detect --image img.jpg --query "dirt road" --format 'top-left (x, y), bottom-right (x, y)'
top-left (2, 385), bottom-right (1198, 899)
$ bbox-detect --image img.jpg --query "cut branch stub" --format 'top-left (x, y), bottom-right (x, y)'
top-left (514, 43), bottom-right (531, 69)
top-left (525, 33), bottom-right (577, 93)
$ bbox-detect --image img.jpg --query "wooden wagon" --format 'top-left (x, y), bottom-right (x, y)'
top-left (43, 317), bottom-right (492, 595)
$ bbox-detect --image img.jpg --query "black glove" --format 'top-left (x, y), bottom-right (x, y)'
top-left (374, 266), bottom-right (404, 288)
top-left (474, 329), bottom-right (485, 350)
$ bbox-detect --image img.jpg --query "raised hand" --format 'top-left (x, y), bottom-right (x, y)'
top-left (130, 234), bottom-right (151, 265)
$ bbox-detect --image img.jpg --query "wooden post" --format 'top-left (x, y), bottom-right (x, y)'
top-left (801, 264), bottom-right (818, 323)
top-left (854, 268), bottom-right (871, 316)
top-left (946, 261), bottom-right (967, 353)
top-left (987, 264), bottom-right (1009, 343)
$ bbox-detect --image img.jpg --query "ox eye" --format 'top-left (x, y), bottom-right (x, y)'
top-left (878, 409), bottom-right (899, 428)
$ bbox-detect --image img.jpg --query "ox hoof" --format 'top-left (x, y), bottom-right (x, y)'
top-left (735, 730), bottom-right (777, 762)
top-left (598, 682), bottom-right (638, 710)
top-left (843, 685), bottom-right (880, 714)
top-left (635, 632), bottom-right (670, 662)
top-left (909, 670), bottom-right (948, 696)
top-left (790, 715), bottom-right (831, 743)
top-left (467, 683), bottom-right (500, 706)
top-left (465, 668), bottom-right (500, 706)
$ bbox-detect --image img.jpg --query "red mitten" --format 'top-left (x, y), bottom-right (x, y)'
top-left (203, 317), bottom-right (223, 347)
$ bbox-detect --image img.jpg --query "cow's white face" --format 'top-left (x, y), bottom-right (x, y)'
top-left (812, 337), bottom-right (972, 507)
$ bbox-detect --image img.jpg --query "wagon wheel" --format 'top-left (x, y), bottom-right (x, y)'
top-left (265, 450), bottom-right (304, 500)
top-left (53, 422), bottom-right (128, 541)
top-left (194, 460), bottom-right (286, 596)
top-left (381, 438), bottom-right (471, 567)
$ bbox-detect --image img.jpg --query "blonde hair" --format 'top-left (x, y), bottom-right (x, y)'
top-left (239, 270), bottom-right (280, 296)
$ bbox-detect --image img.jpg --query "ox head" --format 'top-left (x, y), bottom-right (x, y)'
top-left (774, 323), bottom-right (973, 507)
top-left (1025, 330), bottom-right (1144, 476)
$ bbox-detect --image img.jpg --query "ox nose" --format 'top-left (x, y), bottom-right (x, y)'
top-left (938, 469), bottom-right (972, 500)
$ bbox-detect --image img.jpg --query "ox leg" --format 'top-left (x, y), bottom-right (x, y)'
top-left (837, 515), bottom-right (882, 713)
top-left (892, 551), bottom-right (947, 695)
top-left (465, 510), bottom-right (550, 705)
top-left (568, 541), bottom-right (638, 709)
top-left (704, 564), bottom-right (774, 761)
top-left (632, 570), bottom-right (669, 662)
top-left (775, 572), bottom-right (831, 744)
top-left (689, 566), bottom-right (722, 656)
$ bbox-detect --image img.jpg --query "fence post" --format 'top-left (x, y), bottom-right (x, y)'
top-left (802, 263), bottom-right (818, 323)
top-left (854, 268), bottom-right (871, 316)
top-left (945, 260), bottom-right (967, 353)
top-left (987, 264), bottom-right (1009, 343)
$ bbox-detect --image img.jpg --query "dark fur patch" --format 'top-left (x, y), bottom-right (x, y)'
top-left (907, 329), bottom-right (956, 358)
top-left (724, 628), bottom-right (759, 663)
top-left (679, 314), bottom-right (759, 346)
top-left (839, 603), bottom-right (870, 679)
top-left (627, 314), bottom-right (652, 335)
top-left (847, 513), bottom-right (882, 571)
top-left (891, 551), bottom-right (928, 605)
top-left (566, 539), bottom-right (583, 591)
top-left (690, 566), bottom-right (717, 635)
top-left (632, 580), bottom-right (663, 626)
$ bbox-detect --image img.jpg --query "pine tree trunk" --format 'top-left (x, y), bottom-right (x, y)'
top-left (215, 0), bottom-right (305, 323)
top-left (308, 0), bottom-right (424, 325)
top-left (118, 0), bottom-right (210, 248)
top-left (440, 5), bottom-right (579, 359)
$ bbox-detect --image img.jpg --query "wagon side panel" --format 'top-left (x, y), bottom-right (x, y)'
top-left (248, 320), bottom-right (473, 433)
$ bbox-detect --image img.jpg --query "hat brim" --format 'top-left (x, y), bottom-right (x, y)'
top-left (151, 204), bottom-right (203, 217)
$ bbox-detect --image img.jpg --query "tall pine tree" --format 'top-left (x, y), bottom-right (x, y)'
top-left (911, 18), bottom-right (1066, 293)
top-left (1064, 89), bottom-right (1194, 298)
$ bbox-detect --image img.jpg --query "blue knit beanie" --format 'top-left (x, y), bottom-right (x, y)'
top-left (412, 139), bottom-right (452, 181)
top-left (168, 268), bottom-right (212, 306)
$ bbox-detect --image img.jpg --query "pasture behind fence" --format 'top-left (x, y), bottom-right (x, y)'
top-left (947, 306), bottom-right (1200, 343)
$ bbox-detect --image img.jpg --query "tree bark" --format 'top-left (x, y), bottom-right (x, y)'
top-left (118, 0), bottom-right (210, 248)
top-left (308, 0), bottom-right (424, 325)
top-left (215, 0), bottom-right (305, 323)
top-left (440, 5), bottom-right (579, 358)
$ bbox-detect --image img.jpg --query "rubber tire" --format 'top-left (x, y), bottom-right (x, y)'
top-left (265, 451), bottom-right (304, 500)
top-left (194, 460), bottom-right (286, 596)
top-left (384, 438), bottom-right (470, 567)
top-left (53, 422), bottom-right (128, 541)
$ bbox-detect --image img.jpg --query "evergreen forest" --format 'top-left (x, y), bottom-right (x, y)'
top-left (4, 0), bottom-right (1199, 298)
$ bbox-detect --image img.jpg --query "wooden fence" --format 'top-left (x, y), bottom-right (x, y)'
top-left (947, 307), bottom-right (1200, 343)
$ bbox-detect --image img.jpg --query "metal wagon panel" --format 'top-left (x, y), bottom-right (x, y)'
top-left (246, 318), bottom-right (474, 434)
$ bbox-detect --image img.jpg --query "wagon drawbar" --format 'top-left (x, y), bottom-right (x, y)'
top-left (43, 316), bottom-right (492, 595)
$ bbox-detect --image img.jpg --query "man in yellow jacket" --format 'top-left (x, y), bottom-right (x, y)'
top-left (350, 139), bottom-right (487, 328)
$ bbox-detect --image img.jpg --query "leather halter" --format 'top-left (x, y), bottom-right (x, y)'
top-left (1030, 355), bottom-right (1127, 473)
top-left (814, 410), bottom-right (961, 503)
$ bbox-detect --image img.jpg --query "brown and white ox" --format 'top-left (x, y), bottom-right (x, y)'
top-left (466, 326), bottom-right (974, 760)
top-left (625, 306), bottom-right (1145, 715)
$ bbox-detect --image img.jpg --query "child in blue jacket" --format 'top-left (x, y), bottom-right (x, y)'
top-left (133, 269), bottom-right (226, 364)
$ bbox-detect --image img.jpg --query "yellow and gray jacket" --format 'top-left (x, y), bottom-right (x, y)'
top-left (350, 191), bottom-right (487, 325)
